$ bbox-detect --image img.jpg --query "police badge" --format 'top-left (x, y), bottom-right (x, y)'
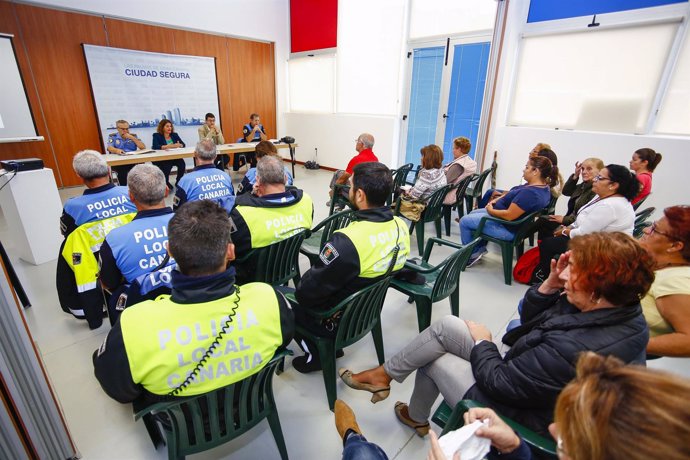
top-left (72, 253), bottom-right (82, 265)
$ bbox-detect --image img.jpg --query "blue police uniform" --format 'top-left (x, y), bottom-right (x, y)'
top-left (60, 183), bottom-right (136, 236)
top-left (107, 132), bottom-right (142, 186)
top-left (173, 164), bottom-right (235, 213)
top-left (237, 166), bottom-right (294, 195)
top-left (241, 123), bottom-right (266, 142)
top-left (99, 208), bottom-right (175, 287)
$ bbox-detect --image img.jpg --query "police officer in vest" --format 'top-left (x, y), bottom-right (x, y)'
top-left (93, 200), bottom-right (294, 406)
top-left (173, 139), bottom-right (235, 213)
top-left (106, 119), bottom-right (146, 185)
top-left (56, 150), bottom-right (137, 329)
top-left (100, 164), bottom-right (175, 305)
top-left (230, 156), bottom-right (313, 281)
top-left (291, 162), bottom-right (410, 373)
top-left (233, 113), bottom-right (267, 171)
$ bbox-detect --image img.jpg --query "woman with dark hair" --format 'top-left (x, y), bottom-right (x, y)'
top-left (152, 119), bottom-right (187, 189)
top-left (532, 164), bottom-right (637, 283)
top-left (639, 205), bottom-right (690, 357)
top-left (460, 156), bottom-right (557, 266)
top-left (340, 232), bottom-right (651, 438)
top-left (630, 147), bottom-right (662, 206)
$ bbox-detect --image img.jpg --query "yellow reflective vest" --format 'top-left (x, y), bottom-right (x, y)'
top-left (235, 193), bottom-right (313, 249)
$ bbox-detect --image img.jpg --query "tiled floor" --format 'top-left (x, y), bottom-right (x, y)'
top-left (1, 165), bottom-right (688, 459)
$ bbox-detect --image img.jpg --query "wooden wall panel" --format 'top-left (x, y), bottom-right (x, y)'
top-left (104, 19), bottom-right (174, 53)
top-left (0, 1), bottom-right (60, 185)
top-left (171, 29), bottom-right (233, 143)
top-left (14, 4), bottom-right (107, 186)
top-left (227, 38), bottom-right (277, 140)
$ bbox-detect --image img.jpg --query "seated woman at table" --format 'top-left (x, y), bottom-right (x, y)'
top-left (532, 164), bottom-right (637, 283)
top-left (236, 140), bottom-right (293, 195)
top-left (339, 232), bottom-right (652, 437)
top-left (639, 205), bottom-right (690, 357)
top-left (460, 156), bottom-right (556, 266)
top-left (151, 119), bottom-right (187, 190)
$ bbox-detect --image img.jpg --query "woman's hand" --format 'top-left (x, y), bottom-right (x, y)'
top-left (548, 215), bottom-right (564, 224)
top-left (466, 320), bottom-right (492, 342)
top-left (428, 431), bottom-right (460, 460)
top-left (574, 161), bottom-right (582, 178)
top-left (464, 408), bottom-right (521, 454)
top-left (539, 251), bottom-right (569, 294)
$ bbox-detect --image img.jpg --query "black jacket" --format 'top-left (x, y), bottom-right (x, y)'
top-left (465, 285), bottom-right (649, 435)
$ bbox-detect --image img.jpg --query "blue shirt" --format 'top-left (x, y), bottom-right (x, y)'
top-left (108, 132), bottom-right (141, 152)
top-left (60, 183), bottom-right (137, 236)
top-left (173, 164), bottom-right (235, 212)
top-left (237, 166), bottom-right (294, 195)
top-left (242, 123), bottom-right (266, 142)
top-left (494, 184), bottom-right (550, 213)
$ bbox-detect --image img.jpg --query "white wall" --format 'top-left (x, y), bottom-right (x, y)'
top-left (26, 0), bottom-right (291, 134)
top-left (484, 1), bottom-right (690, 217)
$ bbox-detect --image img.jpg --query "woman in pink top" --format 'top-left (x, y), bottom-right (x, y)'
top-left (630, 148), bottom-right (662, 206)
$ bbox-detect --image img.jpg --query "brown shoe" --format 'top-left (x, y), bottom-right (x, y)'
top-left (334, 400), bottom-right (361, 441)
top-left (339, 368), bottom-right (390, 404)
top-left (394, 401), bottom-right (430, 437)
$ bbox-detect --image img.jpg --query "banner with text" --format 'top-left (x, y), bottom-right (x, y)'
top-left (83, 44), bottom-right (220, 152)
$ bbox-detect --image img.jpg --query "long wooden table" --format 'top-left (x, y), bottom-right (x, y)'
top-left (103, 142), bottom-right (298, 176)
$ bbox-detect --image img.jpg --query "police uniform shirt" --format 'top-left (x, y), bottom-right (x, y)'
top-left (229, 188), bottom-right (313, 255)
top-left (100, 207), bottom-right (174, 288)
top-left (61, 183), bottom-right (136, 236)
top-left (173, 165), bottom-right (235, 213)
top-left (237, 166), bottom-right (294, 196)
top-left (92, 267), bottom-right (295, 404)
top-left (242, 123), bottom-right (266, 142)
top-left (295, 207), bottom-right (410, 312)
top-left (108, 132), bottom-right (141, 153)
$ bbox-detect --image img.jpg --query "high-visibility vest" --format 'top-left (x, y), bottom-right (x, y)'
top-left (235, 194), bottom-right (313, 249)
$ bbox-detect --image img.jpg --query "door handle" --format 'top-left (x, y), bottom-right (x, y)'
top-left (442, 113), bottom-right (448, 119)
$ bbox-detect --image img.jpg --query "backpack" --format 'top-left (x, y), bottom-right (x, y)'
top-left (513, 246), bottom-right (540, 285)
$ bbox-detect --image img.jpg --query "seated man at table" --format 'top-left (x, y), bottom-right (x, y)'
top-left (230, 156), bottom-right (313, 282)
top-left (328, 133), bottom-right (378, 209)
top-left (99, 164), bottom-right (175, 311)
top-left (197, 112), bottom-right (228, 170)
top-left (291, 162), bottom-right (410, 373)
top-left (236, 140), bottom-right (294, 196)
top-left (106, 119), bottom-right (146, 185)
top-left (93, 200), bottom-right (294, 406)
top-left (234, 113), bottom-right (267, 171)
top-left (56, 150), bottom-right (137, 329)
top-left (174, 140), bottom-right (235, 213)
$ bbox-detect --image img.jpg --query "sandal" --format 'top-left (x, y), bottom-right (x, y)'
top-left (394, 401), bottom-right (430, 437)
top-left (339, 368), bottom-right (390, 404)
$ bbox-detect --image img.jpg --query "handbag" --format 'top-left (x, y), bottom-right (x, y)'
top-left (399, 198), bottom-right (426, 222)
top-left (513, 246), bottom-right (540, 285)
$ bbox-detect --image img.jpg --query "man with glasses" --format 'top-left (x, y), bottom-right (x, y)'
top-left (106, 119), bottom-right (146, 185)
top-left (327, 133), bottom-right (378, 210)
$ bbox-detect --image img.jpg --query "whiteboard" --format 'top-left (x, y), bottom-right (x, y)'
top-left (0, 34), bottom-right (41, 143)
top-left (83, 44), bottom-right (220, 151)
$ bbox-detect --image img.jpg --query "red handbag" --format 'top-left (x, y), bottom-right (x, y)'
top-left (513, 246), bottom-right (540, 284)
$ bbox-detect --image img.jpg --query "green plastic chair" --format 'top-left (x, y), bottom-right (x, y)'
top-left (633, 206), bottom-right (656, 239)
top-left (329, 183), bottom-right (352, 216)
top-left (135, 351), bottom-right (290, 460)
top-left (442, 174), bottom-right (477, 236)
top-left (473, 209), bottom-right (543, 285)
top-left (527, 194), bottom-right (559, 246)
top-left (395, 184), bottom-right (454, 255)
top-left (632, 193), bottom-right (650, 211)
top-left (432, 400), bottom-right (557, 459)
top-left (464, 167), bottom-right (493, 212)
top-left (390, 237), bottom-right (481, 332)
top-left (300, 210), bottom-right (356, 267)
top-left (285, 277), bottom-right (390, 410)
top-left (388, 163), bottom-right (414, 206)
top-left (235, 229), bottom-right (307, 286)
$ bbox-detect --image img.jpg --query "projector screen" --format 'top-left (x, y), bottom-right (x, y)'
top-left (83, 44), bottom-right (220, 152)
top-left (0, 34), bottom-right (41, 143)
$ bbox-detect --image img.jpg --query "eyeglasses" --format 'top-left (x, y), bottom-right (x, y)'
top-left (593, 174), bottom-right (611, 182)
top-left (648, 221), bottom-right (678, 240)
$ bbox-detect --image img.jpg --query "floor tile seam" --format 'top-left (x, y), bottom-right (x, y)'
top-left (39, 329), bottom-right (109, 358)
top-left (390, 433), bottom-right (417, 460)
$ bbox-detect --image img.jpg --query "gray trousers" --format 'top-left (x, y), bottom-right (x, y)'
top-left (383, 315), bottom-right (477, 423)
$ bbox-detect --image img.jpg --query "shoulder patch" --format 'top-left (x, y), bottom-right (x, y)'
top-left (319, 243), bottom-right (339, 265)
top-left (72, 253), bottom-right (82, 265)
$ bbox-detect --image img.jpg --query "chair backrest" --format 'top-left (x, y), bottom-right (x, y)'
top-left (454, 174), bottom-right (477, 204)
top-left (633, 194), bottom-right (650, 211)
top-left (469, 168), bottom-right (493, 198)
top-left (545, 194), bottom-right (558, 215)
top-left (136, 352), bottom-right (285, 459)
top-left (422, 184), bottom-right (454, 223)
top-left (431, 238), bottom-right (480, 302)
top-left (392, 163), bottom-right (413, 191)
top-left (251, 229), bottom-right (308, 285)
top-left (635, 206), bottom-right (656, 225)
top-left (317, 210), bottom-right (357, 248)
top-left (334, 277), bottom-right (390, 349)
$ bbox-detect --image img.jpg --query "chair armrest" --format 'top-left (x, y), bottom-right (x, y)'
top-left (474, 211), bottom-right (539, 236)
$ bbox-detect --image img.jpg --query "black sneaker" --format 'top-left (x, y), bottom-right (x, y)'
top-left (292, 354), bottom-right (322, 373)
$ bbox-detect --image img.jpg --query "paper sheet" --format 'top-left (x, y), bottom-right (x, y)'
top-left (437, 420), bottom-right (491, 460)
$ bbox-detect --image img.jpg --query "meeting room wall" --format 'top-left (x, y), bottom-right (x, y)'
top-left (0, 0), bottom-right (286, 187)
top-left (483, 0), bottom-right (689, 218)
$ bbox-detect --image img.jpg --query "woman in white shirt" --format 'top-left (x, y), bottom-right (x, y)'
top-left (532, 164), bottom-right (638, 283)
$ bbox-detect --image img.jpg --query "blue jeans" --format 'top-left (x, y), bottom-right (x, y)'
top-left (342, 433), bottom-right (389, 460)
top-left (460, 209), bottom-right (517, 255)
